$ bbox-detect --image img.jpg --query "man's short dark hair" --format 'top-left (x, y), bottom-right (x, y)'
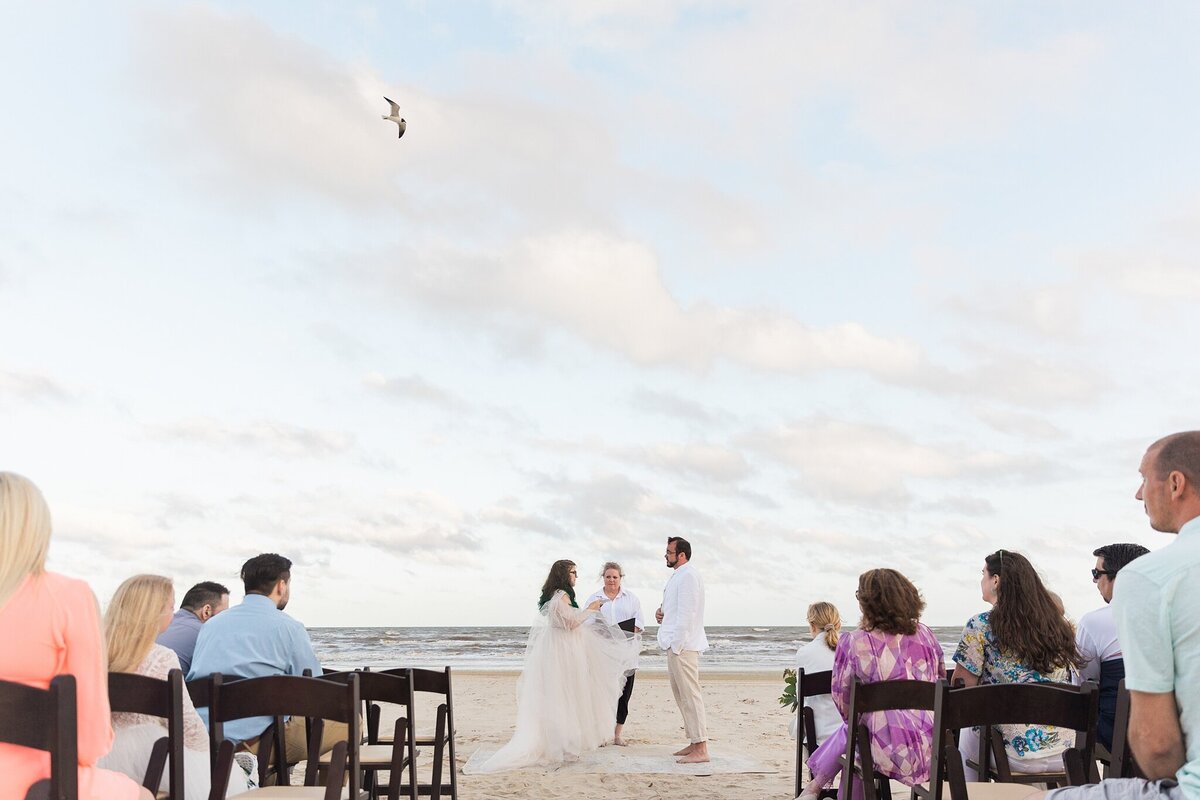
top-left (180, 581), bottom-right (230, 611)
top-left (1093, 543), bottom-right (1151, 576)
top-left (1153, 431), bottom-right (1200, 496)
top-left (667, 536), bottom-right (692, 560)
top-left (241, 553), bottom-right (292, 595)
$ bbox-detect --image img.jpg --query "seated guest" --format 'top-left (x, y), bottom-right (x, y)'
top-left (0, 472), bottom-right (151, 800)
top-left (189, 553), bottom-right (345, 766)
top-left (100, 575), bottom-right (248, 799)
top-left (1073, 542), bottom-right (1149, 750)
top-left (1040, 431), bottom-right (1200, 800)
top-left (952, 550), bottom-right (1082, 779)
top-left (798, 570), bottom-right (943, 800)
top-left (157, 580), bottom-right (230, 674)
top-left (790, 601), bottom-right (842, 745)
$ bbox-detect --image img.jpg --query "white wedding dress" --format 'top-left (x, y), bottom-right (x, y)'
top-left (475, 590), bottom-right (639, 772)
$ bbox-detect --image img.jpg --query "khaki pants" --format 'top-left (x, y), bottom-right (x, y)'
top-left (243, 716), bottom-right (350, 768)
top-left (666, 649), bottom-right (707, 743)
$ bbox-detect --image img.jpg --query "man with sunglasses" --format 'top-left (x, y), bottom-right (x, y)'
top-left (1074, 543), bottom-right (1149, 750)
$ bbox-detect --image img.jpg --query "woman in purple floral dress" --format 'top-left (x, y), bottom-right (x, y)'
top-left (798, 569), bottom-right (944, 800)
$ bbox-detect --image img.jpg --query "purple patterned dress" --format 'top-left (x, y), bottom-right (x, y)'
top-left (806, 623), bottom-right (944, 792)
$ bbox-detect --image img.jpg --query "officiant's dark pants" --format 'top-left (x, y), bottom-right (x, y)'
top-left (617, 671), bottom-right (637, 724)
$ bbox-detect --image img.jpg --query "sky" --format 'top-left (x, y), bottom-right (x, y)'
top-left (2, 2), bottom-right (1199, 628)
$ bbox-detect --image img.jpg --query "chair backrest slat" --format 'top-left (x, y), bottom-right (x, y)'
top-left (0, 675), bottom-right (79, 800)
top-left (939, 682), bottom-right (1096, 731)
top-left (108, 670), bottom-right (185, 799)
top-left (212, 674), bottom-right (358, 723)
top-left (920, 680), bottom-right (1099, 800)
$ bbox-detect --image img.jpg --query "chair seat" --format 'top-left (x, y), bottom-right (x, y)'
top-left (317, 743), bottom-right (404, 766)
top-left (237, 787), bottom-right (351, 799)
top-left (965, 759), bottom-right (1067, 785)
top-left (961, 782), bottom-right (1045, 800)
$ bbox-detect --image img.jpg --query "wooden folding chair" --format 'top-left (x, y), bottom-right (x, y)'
top-left (793, 668), bottom-right (836, 799)
top-left (971, 682), bottom-right (1098, 789)
top-left (375, 667), bottom-right (457, 800)
top-left (208, 672), bottom-right (361, 800)
top-left (839, 677), bottom-right (938, 800)
top-left (321, 669), bottom-right (417, 800)
top-left (108, 669), bottom-right (185, 799)
top-left (188, 674), bottom-right (247, 779)
top-left (916, 680), bottom-right (1097, 800)
top-left (1106, 680), bottom-right (1144, 780)
top-left (0, 675), bottom-right (78, 800)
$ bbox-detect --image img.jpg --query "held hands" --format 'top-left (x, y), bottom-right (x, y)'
top-left (587, 599), bottom-right (606, 612)
top-left (655, 606), bottom-right (664, 624)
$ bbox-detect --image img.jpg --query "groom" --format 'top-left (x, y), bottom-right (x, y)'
top-left (655, 536), bottom-right (710, 764)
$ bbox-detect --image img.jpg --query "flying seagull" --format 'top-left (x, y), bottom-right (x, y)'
top-left (382, 97), bottom-right (406, 139)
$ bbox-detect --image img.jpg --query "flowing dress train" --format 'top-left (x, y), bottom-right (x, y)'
top-left (474, 591), bottom-right (638, 772)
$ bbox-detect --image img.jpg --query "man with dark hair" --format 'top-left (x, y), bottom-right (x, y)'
top-left (1042, 431), bottom-right (1200, 800)
top-left (655, 536), bottom-right (709, 763)
top-left (189, 553), bottom-right (343, 766)
top-left (1074, 543), bottom-right (1150, 749)
top-left (156, 580), bottom-right (230, 674)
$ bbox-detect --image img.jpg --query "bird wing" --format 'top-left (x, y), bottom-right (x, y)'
top-left (397, 119), bottom-right (406, 139)
top-left (384, 96), bottom-right (401, 115)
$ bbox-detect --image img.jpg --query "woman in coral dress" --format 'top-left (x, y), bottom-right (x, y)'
top-left (0, 472), bottom-right (150, 800)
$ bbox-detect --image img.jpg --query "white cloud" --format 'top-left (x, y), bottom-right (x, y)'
top-left (637, 442), bottom-right (751, 483)
top-left (0, 369), bottom-right (71, 403)
top-left (365, 230), bottom-right (925, 380)
top-left (157, 418), bottom-right (356, 459)
top-left (364, 372), bottom-right (465, 410)
top-left (1085, 252), bottom-right (1200, 302)
top-left (743, 417), bottom-right (1048, 510)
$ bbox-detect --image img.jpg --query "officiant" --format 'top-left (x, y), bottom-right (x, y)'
top-left (585, 561), bottom-right (645, 746)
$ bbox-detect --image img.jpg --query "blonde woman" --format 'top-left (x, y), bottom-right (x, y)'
top-left (100, 574), bottom-right (248, 798)
top-left (791, 601), bottom-right (842, 744)
top-left (0, 472), bottom-right (151, 800)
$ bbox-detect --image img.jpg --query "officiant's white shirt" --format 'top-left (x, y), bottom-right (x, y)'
top-left (583, 587), bottom-right (646, 631)
top-left (657, 562), bottom-right (708, 654)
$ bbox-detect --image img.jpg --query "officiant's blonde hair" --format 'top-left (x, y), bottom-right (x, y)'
top-left (807, 601), bottom-right (841, 651)
top-left (600, 561), bottom-right (624, 578)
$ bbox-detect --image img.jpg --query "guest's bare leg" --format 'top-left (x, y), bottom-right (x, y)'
top-left (613, 723), bottom-right (626, 746)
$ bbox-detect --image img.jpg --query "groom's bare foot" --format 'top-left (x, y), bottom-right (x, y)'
top-left (676, 743), bottom-right (709, 764)
top-left (673, 744), bottom-right (695, 756)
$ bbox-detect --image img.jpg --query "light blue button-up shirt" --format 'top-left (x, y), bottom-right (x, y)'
top-left (1113, 515), bottom-right (1200, 800)
top-left (187, 593), bottom-right (322, 743)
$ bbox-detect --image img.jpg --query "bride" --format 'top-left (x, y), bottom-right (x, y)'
top-left (475, 559), bottom-right (639, 772)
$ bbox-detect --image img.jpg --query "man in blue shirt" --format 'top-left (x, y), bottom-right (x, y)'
top-left (189, 553), bottom-right (344, 765)
top-left (1044, 431), bottom-right (1200, 800)
top-left (156, 580), bottom-right (229, 674)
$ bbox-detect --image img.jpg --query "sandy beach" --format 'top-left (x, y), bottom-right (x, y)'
top-left (392, 670), bottom-right (796, 800)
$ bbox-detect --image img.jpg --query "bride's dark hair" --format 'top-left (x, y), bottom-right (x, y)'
top-left (538, 560), bottom-right (578, 609)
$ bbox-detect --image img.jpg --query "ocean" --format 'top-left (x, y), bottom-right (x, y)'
top-left (308, 625), bottom-right (966, 673)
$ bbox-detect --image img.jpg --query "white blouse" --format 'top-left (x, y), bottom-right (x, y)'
top-left (583, 586), bottom-right (645, 669)
top-left (792, 636), bottom-right (840, 744)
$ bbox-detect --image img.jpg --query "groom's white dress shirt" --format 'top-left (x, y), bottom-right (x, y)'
top-left (657, 562), bottom-right (708, 654)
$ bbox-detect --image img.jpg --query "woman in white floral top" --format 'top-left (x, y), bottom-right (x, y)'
top-left (951, 550), bottom-right (1082, 780)
top-left (99, 575), bottom-right (248, 799)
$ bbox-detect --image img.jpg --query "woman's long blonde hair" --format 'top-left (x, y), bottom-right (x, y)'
top-left (105, 574), bottom-right (175, 673)
top-left (807, 601), bottom-right (842, 651)
top-left (0, 472), bottom-right (52, 609)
